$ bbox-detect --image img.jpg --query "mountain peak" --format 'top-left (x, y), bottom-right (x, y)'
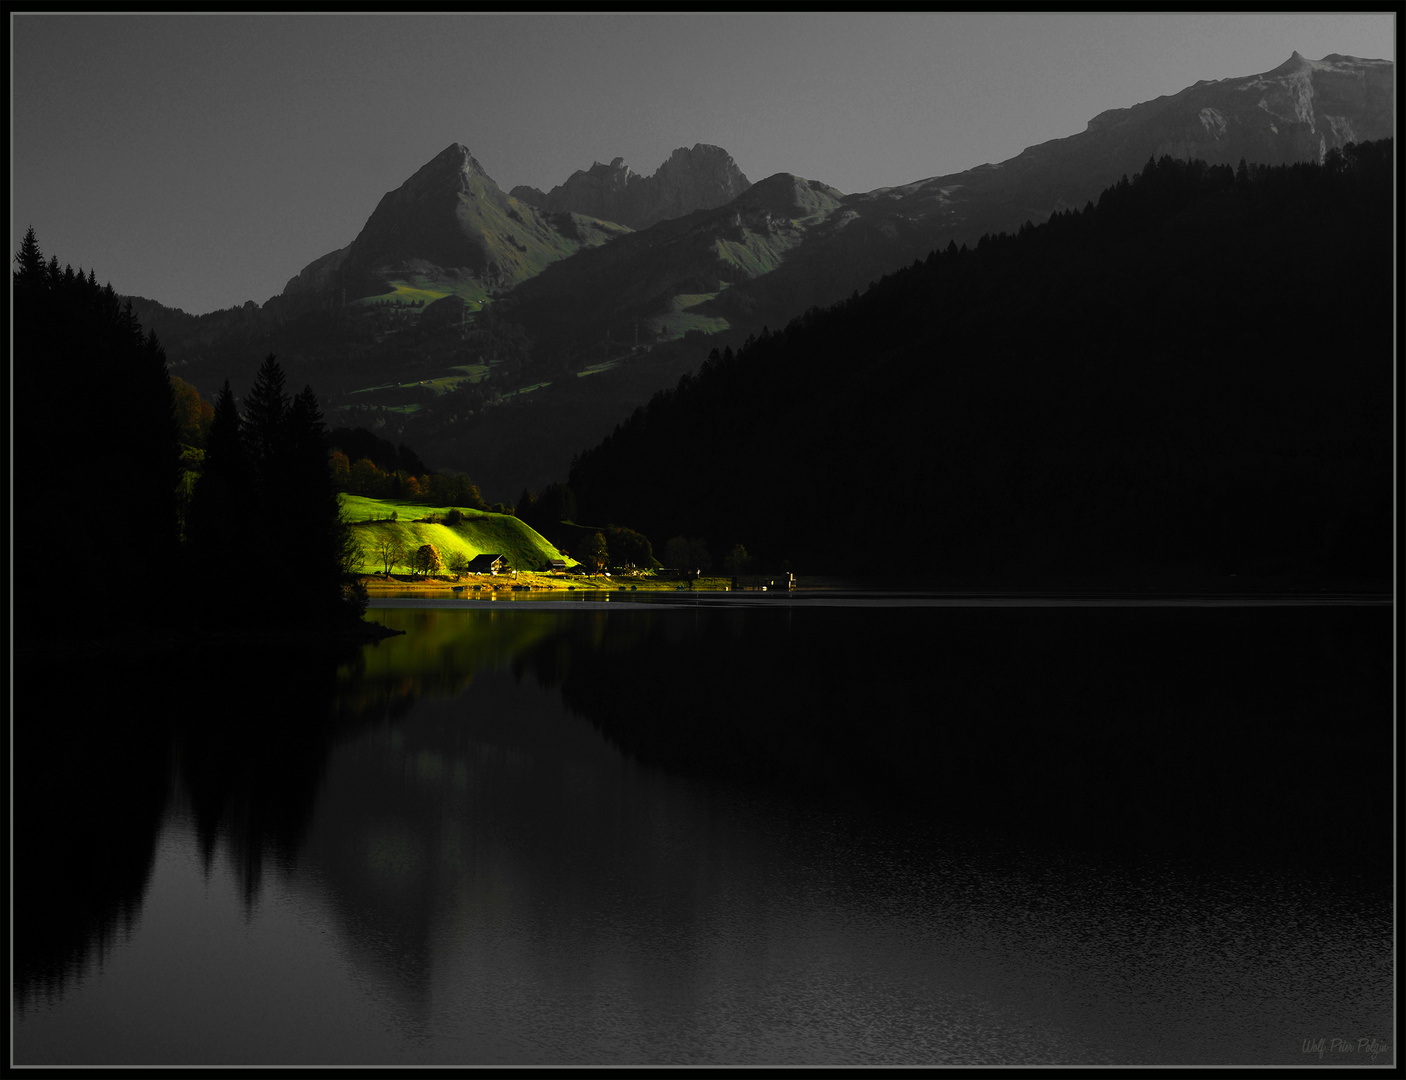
top-left (282, 141), bottom-right (583, 299)
top-left (511, 145), bottom-right (751, 230)
top-left (1268, 50), bottom-right (1311, 75)
top-left (422, 142), bottom-right (491, 182)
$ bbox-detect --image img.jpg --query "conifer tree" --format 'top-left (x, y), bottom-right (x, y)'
top-left (13, 226), bottom-right (44, 289)
top-left (243, 354), bottom-right (289, 496)
top-left (287, 384), bottom-right (355, 613)
top-left (13, 229), bottom-right (182, 629)
top-left (187, 380), bottom-right (257, 605)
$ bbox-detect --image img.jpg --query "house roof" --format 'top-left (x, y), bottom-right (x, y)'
top-left (465, 553), bottom-right (506, 570)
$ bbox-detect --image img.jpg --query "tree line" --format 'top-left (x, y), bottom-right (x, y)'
top-left (13, 228), bottom-right (367, 631)
top-left (13, 230), bottom-right (183, 629)
top-left (185, 355), bottom-right (358, 622)
top-left (168, 384), bottom-right (497, 512)
top-left (568, 141), bottom-right (1394, 585)
top-left (328, 451), bottom-right (490, 509)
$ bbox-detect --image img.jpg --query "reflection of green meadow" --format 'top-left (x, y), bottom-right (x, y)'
top-left (343, 607), bottom-right (568, 698)
top-left (341, 495), bottom-right (574, 573)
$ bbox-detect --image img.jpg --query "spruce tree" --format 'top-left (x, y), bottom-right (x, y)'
top-left (187, 380), bottom-right (257, 614)
top-left (287, 385), bottom-right (353, 616)
top-left (13, 226), bottom-right (44, 289)
top-left (13, 230), bottom-right (182, 631)
top-left (242, 354), bottom-right (289, 500)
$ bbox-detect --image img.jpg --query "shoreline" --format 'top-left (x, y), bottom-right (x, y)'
top-left (358, 572), bottom-right (1392, 600)
top-left (358, 572), bottom-right (737, 593)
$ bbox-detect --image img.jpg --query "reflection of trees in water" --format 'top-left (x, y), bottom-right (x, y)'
top-left (287, 659), bottom-right (650, 1028)
top-left (13, 607), bottom-right (1391, 1015)
top-left (13, 657), bottom-right (172, 1009)
top-left (290, 724), bottom-right (449, 1023)
top-left (13, 642), bottom-right (373, 1007)
top-left (12, 611), bottom-right (567, 1016)
top-left (175, 645), bottom-right (368, 907)
top-left (522, 605), bottom-right (1393, 876)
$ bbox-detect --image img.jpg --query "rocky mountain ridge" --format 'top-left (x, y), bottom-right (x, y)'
top-left (135, 52), bottom-right (1393, 502)
top-left (282, 142), bottom-right (628, 302)
top-left (509, 144), bottom-right (751, 230)
top-left (699, 51), bottom-right (1396, 328)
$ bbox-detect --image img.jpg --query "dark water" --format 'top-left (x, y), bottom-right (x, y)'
top-left (11, 598), bottom-right (1394, 1066)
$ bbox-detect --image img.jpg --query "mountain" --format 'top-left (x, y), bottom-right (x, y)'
top-left (567, 140), bottom-right (1395, 586)
top-left (699, 52), bottom-right (1396, 329)
top-left (480, 51), bottom-right (1396, 374)
top-left (281, 142), bottom-right (630, 305)
top-left (497, 171), bottom-right (844, 368)
top-left (509, 144), bottom-right (752, 231)
top-left (133, 52), bottom-right (1393, 503)
top-left (444, 51), bottom-right (1394, 495)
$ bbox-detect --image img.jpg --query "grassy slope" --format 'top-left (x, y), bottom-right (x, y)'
top-left (649, 290), bottom-right (730, 338)
top-left (342, 494), bottom-right (575, 573)
top-left (505, 179), bottom-right (845, 370)
top-left (351, 280), bottom-right (478, 308)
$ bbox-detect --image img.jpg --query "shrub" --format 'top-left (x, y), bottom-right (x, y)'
top-left (342, 580), bottom-right (369, 620)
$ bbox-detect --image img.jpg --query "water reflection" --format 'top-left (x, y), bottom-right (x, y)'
top-left (512, 602), bottom-right (1394, 870)
top-left (12, 658), bottom-right (171, 1009)
top-left (12, 602), bottom-right (1394, 1065)
top-left (13, 641), bottom-right (364, 1009)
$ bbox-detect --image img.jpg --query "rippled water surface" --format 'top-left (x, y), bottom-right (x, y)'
top-left (12, 599), bottom-right (1394, 1066)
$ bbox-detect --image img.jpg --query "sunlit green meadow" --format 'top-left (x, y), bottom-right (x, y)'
top-left (649, 289), bottom-right (730, 338)
top-left (341, 495), bottom-right (574, 575)
top-left (351, 275), bottom-right (492, 309)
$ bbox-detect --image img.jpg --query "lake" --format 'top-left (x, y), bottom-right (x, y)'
top-left (11, 595), bottom-right (1395, 1066)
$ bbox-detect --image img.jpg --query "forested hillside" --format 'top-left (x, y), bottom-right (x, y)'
top-left (13, 232), bottom-right (370, 634)
top-left (12, 237), bottom-right (183, 628)
top-left (569, 142), bottom-right (1394, 585)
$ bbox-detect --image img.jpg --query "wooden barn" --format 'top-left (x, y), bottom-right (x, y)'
top-left (465, 553), bottom-right (508, 575)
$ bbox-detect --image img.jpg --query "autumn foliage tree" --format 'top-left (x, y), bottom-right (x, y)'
top-left (410, 543), bottom-right (442, 579)
top-left (170, 375), bottom-right (214, 447)
top-left (583, 532), bottom-right (609, 574)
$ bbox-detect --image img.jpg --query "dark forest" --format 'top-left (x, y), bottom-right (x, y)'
top-left (569, 142), bottom-right (1394, 585)
top-left (12, 239), bottom-right (362, 633)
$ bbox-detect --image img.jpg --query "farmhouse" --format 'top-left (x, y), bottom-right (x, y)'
top-left (548, 558), bottom-right (568, 572)
top-left (465, 553), bottom-right (509, 574)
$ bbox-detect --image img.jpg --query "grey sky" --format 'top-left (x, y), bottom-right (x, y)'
top-left (10, 11), bottom-right (1395, 314)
